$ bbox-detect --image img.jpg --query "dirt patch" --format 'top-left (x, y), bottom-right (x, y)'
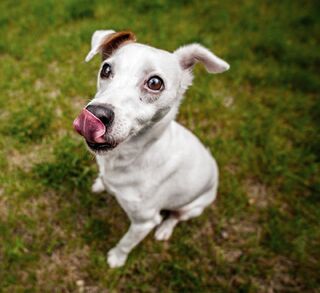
top-left (251, 257), bottom-right (304, 293)
top-left (35, 245), bottom-right (92, 291)
top-left (224, 162), bottom-right (240, 175)
top-left (34, 79), bottom-right (45, 91)
top-left (47, 88), bottom-right (61, 99)
top-left (223, 96), bottom-right (234, 108)
top-left (48, 61), bottom-right (60, 75)
top-left (8, 144), bottom-right (53, 172)
top-left (0, 188), bottom-right (8, 219)
top-left (244, 179), bottom-right (270, 208)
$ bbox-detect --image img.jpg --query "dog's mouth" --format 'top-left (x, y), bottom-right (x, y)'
top-left (74, 108), bottom-right (120, 152)
top-left (86, 140), bottom-right (118, 152)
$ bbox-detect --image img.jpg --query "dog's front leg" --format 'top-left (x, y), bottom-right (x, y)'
top-left (92, 158), bottom-right (108, 194)
top-left (107, 217), bottom-right (160, 268)
top-left (91, 176), bottom-right (105, 193)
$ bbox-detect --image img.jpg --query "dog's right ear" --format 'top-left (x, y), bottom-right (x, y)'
top-left (174, 44), bottom-right (230, 73)
top-left (85, 30), bottom-right (136, 62)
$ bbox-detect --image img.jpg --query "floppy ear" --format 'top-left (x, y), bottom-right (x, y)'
top-left (174, 44), bottom-right (230, 73)
top-left (85, 30), bottom-right (115, 62)
top-left (85, 30), bottom-right (136, 62)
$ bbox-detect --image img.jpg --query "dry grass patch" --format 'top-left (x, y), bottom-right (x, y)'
top-left (34, 245), bottom-right (91, 291)
top-left (244, 178), bottom-right (270, 208)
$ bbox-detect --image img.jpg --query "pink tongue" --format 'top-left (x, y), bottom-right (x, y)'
top-left (73, 108), bottom-right (106, 143)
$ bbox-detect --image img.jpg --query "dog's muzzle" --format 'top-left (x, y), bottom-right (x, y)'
top-left (73, 104), bottom-right (115, 144)
top-left (73, 108), bottom-right (107, 143)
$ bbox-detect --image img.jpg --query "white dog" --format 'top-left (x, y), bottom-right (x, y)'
top-left (73, 30), bottom-right (229, 268)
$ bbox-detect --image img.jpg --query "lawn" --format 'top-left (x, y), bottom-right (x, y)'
top-left (0, 0), bottom-right (319, 292)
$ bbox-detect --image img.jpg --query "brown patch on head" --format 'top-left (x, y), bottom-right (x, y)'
top-left (99, 31), bottom-right (136, 60)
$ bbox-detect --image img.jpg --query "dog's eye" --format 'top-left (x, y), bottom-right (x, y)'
top-left (147, 76), bottom-right (163, 91)
top-left (100, 63), bottom-right (112, 79)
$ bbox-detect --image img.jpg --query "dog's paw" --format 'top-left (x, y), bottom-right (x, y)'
top-left (155, 220), bottom-right (175, 241)
top-left (91, 177), bottom-right (105, 193)
top-left (107, 248), bottom-right (127, 268)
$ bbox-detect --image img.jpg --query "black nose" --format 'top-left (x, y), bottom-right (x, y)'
top-left (86, 104), bottom-right (115, 128)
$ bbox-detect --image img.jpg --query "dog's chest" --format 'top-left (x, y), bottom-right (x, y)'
top-left (97, 151), bottom-right (168, 213)
top-left (100, 155), bottom-right (148, 199)
top-left (102, 167), bottom-right (156, 219)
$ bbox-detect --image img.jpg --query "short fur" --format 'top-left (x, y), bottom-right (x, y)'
top-left (77, 30), bottom-right (229, 267)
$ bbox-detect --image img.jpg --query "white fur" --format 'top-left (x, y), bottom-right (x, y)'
top-left (174, 43), bottom-right (230, 73)
top-left (85, 30), bottom-right (115, 62)
top-left (83, 30), bottom-right (229, 268)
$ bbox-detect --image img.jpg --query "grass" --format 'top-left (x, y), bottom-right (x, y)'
top-left (0, 0), bottom-right (319, 291)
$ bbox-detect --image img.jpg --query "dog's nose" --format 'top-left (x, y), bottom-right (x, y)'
top-left (86, 104), bottom-right (115, 128)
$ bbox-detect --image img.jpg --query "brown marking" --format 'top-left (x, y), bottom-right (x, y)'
top-left (99, 31), bottom-right (136, 60)
top-left (171, 210), bottom-right (182, 219)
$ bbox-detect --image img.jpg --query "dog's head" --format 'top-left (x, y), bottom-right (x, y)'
top-left (73, 30), bottom-right (229, 154)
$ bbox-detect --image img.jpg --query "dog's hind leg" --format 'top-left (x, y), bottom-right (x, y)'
top-left (155, 216), bottom-right (179, 241)
top-left (155, 186), bottom-right (217, 241)
top-left (178, 186), bottom-right (217, 221)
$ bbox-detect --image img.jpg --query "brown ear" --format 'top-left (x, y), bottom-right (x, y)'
top-left (99, 31), bottom-right (136, 59)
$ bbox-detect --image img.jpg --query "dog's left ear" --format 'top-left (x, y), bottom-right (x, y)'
top-left (174, 44), bottom-right (230, 73)
top-left (85, 30), bottom-right (136, 62)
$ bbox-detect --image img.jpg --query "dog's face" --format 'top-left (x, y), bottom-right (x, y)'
top-left (88, 42), bottom-right (183, 150)
top-left (73, 30), bottom-right (229, 154)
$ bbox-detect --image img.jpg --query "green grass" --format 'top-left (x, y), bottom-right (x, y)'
top-left (0, 0), bottom-right (319, 291)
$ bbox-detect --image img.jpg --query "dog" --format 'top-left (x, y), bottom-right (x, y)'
top-left (73, 30), bottom-right (229, 268)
